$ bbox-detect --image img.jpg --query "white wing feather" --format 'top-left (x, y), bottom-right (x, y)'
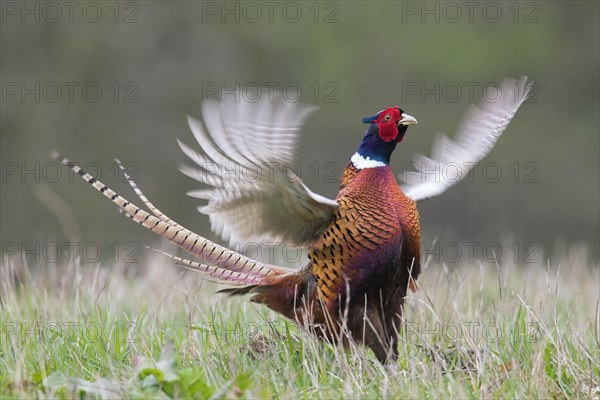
top-left (400, 76), bottom-right (533, 201)
top-left (179, 93), bottom-right (338, 246)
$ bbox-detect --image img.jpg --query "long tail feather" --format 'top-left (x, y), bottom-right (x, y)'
top-left (50, 151), bottom-right (292, 281)
top-left (145, 246), bottom-right (262, 285)
top-left (114, 158), bottom-right (183, 229)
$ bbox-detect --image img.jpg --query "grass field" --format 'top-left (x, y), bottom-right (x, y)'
top-left (1, 245), bottom-right (598, 399)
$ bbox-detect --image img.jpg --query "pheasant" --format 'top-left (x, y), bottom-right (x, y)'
top-left (52, 77), bottom-right (531, 363)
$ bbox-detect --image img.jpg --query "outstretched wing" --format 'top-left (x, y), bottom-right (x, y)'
top-left (400, 76), bottom-right (533, 201)
top-left (179, 93), bottom-right (338, 246)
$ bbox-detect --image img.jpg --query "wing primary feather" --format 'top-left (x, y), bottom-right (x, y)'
top-left (180, 90), bottom-right (336, 247)
top-left (401, 76), bottom-right (532, 201)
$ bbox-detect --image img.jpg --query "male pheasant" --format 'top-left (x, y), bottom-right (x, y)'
top-left (53, 77), bottom-right (531, 363)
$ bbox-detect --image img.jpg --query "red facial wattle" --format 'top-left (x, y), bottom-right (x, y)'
top-left (375, 107), bottom-right (402, 142)
top-left (377, 120), bottom-right (399, 142)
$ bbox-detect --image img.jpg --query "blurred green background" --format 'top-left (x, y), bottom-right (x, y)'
top-left (1, 1), bottom-right (598, 263)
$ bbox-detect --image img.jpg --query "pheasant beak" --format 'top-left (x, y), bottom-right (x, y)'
top-left (398, 113), bottom-right (418, 126)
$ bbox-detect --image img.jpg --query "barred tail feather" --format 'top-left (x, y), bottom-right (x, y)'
top-left (114, 158), bottom-right (183, 230)
top-left (50, 151), bottom-right (292, 282)
top-left (146, 247), bottom-right (263, 285)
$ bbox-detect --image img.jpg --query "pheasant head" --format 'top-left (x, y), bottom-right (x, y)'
top-left (354, 107), bottom-right (417, 167)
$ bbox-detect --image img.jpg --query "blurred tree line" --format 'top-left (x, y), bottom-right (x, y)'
top-left (1, 1), bottom-right (598, 263)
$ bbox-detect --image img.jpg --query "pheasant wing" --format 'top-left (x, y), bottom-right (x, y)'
top-left (180, 93), bottom-right (338, 246)
top-left (400, 76), bottom-right (533, 201)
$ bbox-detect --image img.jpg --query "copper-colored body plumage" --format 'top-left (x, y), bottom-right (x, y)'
top-left (268, 165), bottom-right (420, 361)
top-left (253, 163), bottom-right (420, 362)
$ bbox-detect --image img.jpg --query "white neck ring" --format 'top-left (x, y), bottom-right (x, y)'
top-left (350, 152), bottom-right (387, 169)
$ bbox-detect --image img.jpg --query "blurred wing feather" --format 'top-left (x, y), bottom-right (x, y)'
top-left (400, 76), bottom-right (533, 201)
top-left (180, 93), bottom-right (337, 246)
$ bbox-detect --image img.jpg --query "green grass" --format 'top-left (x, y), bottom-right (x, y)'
top-left (1, 247), bottom-right (598, 399)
